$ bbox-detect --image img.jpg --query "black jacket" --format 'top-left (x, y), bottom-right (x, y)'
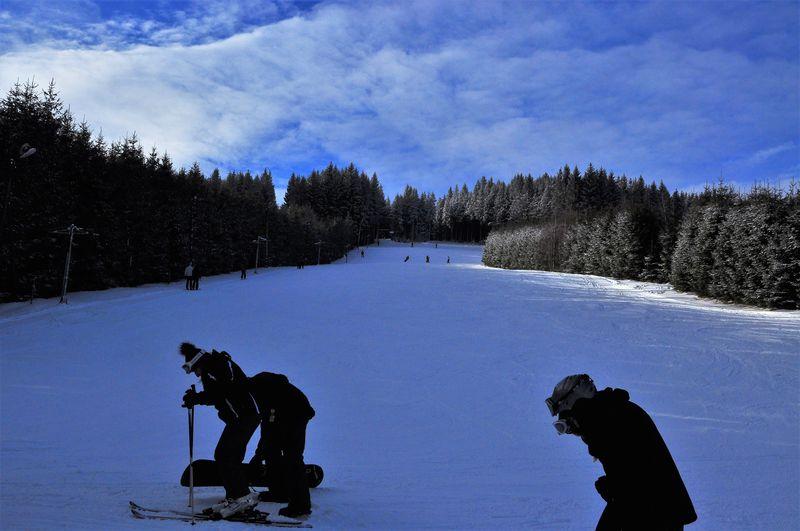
top-left (249, 372), bottom-right (314, 459)
top-left (194, 350), bottom-right (258, 424)
top-left (571, 388), bottom-right (697, 527)
top-left (248, 372), bottom-right (315, 423)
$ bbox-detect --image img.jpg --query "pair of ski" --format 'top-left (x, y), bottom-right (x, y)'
top-left (130, 501), bottom-right (312, 527)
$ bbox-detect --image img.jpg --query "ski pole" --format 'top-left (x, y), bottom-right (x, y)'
top-left (188, 384), bottom-right (196, 524)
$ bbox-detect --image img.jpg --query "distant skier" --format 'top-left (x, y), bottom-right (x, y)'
top-left (446, 256), bottom-right (450, 264)
top-left (248, 372), bottom-right (315, 518)
top-left (184, 262), bottom-right (194, 290)
top-left (404, 256), bottom-right (410, 262)
top-left (425, 255), bottom-right (430, 263)
top-left (360, 250), bottom-right (365, 258)
top-left (191, 264), bottom-right (202, 290)
top-left (435, 243), bottom-right (438, 248)
top-left (545, 374), bottom-right (697, 530)
top-left (180, 343), bottom-right (260, 518)
top-left (241, 262), bottom-right (247, 279)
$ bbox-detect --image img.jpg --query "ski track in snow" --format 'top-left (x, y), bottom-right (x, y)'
top-left (1, 241), bottom-right (798, 530)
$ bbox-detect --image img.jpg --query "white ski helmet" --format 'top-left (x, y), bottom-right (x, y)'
top-left (545, 374), bottom-right (596, 417)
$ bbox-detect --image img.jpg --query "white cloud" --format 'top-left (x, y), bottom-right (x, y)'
top-left (745, 142), bottom-right (796, 165)
top-left (0, 1), bottom-right (797, 196)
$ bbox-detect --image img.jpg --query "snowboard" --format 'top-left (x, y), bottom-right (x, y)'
top-left (181, 459), bottom-right (324, 488)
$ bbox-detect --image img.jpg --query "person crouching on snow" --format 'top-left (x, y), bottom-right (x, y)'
top-left (248, 371), bottom-right (315, 518)
top-left (545, 374), bottom-right (697, 530)
top-left (180, 342), bottom-right (260, 518)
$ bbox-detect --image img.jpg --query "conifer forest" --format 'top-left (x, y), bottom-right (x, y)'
top-left (2, 82), bottom-right (798, 308)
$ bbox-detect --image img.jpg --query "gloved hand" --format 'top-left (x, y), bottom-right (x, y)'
top-left (249, 452), bottom-right (266, 467)
top-left (182, 387), bottom-right (200, 408)
top-left (595, 475), bottom-right (614, 503)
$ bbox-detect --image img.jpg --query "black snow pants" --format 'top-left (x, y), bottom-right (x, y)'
top-left (263, 419), bottom-right (311, 512)
top-left (215, 414), bottom-right (259, 499)
top-left (596, 503), bottom-right (684, 531)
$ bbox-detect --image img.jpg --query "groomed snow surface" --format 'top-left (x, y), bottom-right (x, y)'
top-left (1, 241), bottom-right (798, 530)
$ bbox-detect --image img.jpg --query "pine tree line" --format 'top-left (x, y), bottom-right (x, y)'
top-left (478, 170), bottom-right (798, 309)
top-left (2, 82), bottom-right (796, 308)
top-left (437, 165), bottom-right (686, 242)
top-left (0, 82), bottom-right (388, 301)
top-left (282, 163), bottom-right (390, 246)
top-left (669, 185), bottom-right (798, 308)
top-left (388, 185), bottom-right (437, 242)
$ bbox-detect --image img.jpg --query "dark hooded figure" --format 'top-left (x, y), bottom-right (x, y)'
top-left (180, 343), bottom-right (260, 518)
top-left (546, 374), bottom-right (697, 530)
top-left (248, 371), bottom-right (315, 518)
top-left (191, 264), bottom-right (201, 290)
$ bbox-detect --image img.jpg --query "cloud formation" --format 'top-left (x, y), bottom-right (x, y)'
top-left (1, 0), bottom-right (797, 197)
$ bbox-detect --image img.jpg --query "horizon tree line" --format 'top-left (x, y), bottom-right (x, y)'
top-left (1, 81), bottom-right (796, 308)
top-left (0, 81), bottom-right (391, 302)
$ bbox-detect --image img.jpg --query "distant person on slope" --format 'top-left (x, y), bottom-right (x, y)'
top-left (180, 343), bottom-right (260, 518)
top-left (191, 264), bottom-right (201, 290)
top-left (545, 374), bottom-right (697, 530)
top-left (404, 255), bottom-right (410, 262)
top-left (248, 371), bottom-right (315, 518)
top-left (184, 262), bottom-right (194, 290)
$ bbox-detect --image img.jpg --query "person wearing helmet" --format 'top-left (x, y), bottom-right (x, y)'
top-left (180, 342), bottom-right (260, 518)
top-left (546, 374), bottom-right (697, 530)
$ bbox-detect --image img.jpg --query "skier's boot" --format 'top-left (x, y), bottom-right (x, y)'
top-left (257, 490), bottom-right (288, 503)
top-left (209, 491), bottom-right (259, 519)
top-left (278, 505), bottom-right (312, 519)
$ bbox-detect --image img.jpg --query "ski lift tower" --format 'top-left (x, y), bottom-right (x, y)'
top-left (251, 235), bottom-right (268, 273)
top-left (314, 240), bottom-right (324, 265)
top-left (51, 224), bottom-right (93, 304)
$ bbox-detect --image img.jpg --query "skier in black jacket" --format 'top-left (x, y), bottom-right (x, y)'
top-left (546, 374), bottom-right (697, 530)
top-left (248, 371), bottom-right (315, 518)
top-left (180, 342), bottom-right (260, 518)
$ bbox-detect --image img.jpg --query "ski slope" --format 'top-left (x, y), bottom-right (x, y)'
top-left (1, 241), bottom-right (798, 530)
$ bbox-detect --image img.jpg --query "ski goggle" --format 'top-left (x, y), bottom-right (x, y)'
top-left (182, 351), bottom-right (206, 374)
top-left (553, 416), bottom-right (579, 435)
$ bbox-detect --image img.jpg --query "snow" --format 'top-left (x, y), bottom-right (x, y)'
top-left (1, 241), bottom-right (798, 530)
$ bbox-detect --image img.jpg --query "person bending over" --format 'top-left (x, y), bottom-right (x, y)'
top-left (249, 371), bottom-right (315, 518)
top-left (545, 374), bottom-right (697, 530)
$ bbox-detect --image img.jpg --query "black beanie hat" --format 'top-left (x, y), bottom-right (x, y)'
top-left (179, 342), bottom-right (202, 361)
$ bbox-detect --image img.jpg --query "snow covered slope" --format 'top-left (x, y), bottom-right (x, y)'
top-left (1, 241), bottom-right (798, 529)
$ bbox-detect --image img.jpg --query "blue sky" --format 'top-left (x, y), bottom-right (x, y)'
top-left (1, 0), bottom-right (798, 199)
